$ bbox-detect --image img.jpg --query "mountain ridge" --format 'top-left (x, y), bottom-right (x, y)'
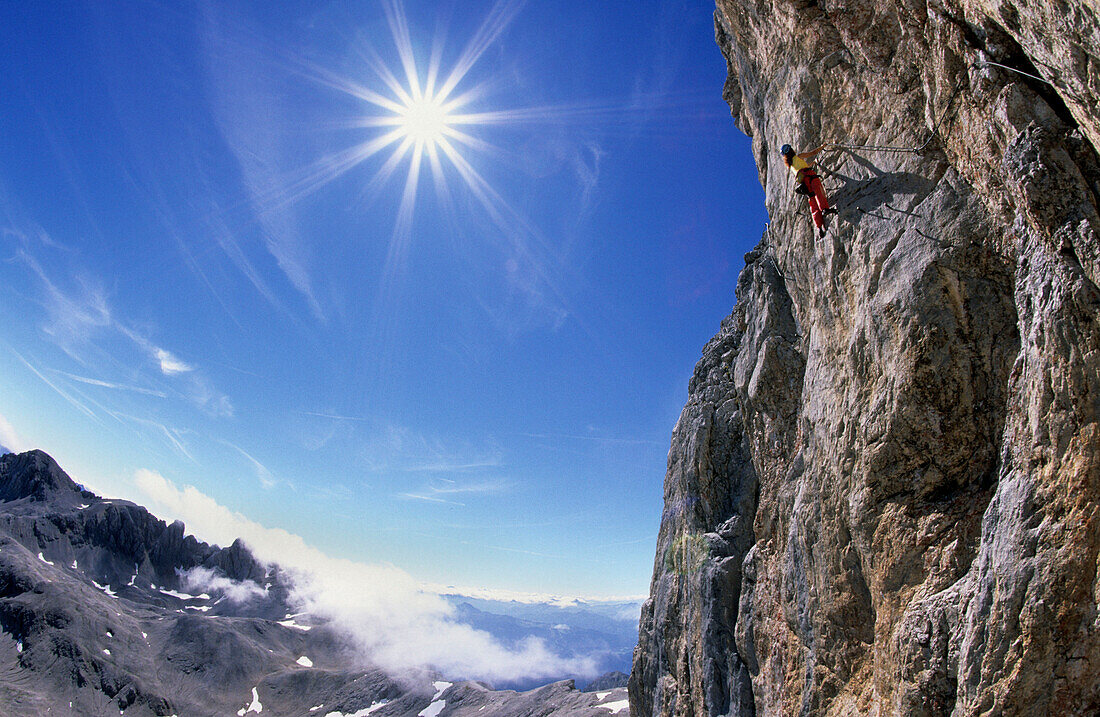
top-left (0, 448), bottom-right (629, 716)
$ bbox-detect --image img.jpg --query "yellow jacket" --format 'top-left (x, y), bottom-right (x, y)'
top-left (787, 156), bottom-right (813, 183)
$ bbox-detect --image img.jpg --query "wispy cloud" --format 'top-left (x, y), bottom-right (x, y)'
top-left (48, 369), bottom-right (168, 398)
top-left (358, 422), bottom-right (504, 475)
top-left (117, 325), bottom-right (233, 417)
top-left (116, 325), bottom-right (195, 376)
top-left (402, 460), bottom-right (503, 473)
top-left (518, 431), bottom-right (662, 446)
top-left (219, 439), bottom-right (277, 489)
top-left (155, 348), bottom-right (193, 375)
top-left (113, 412), bottom-right (197, 464)
top-left (398, 491), bottom-right (466, 506)
top-left (122, 329), bottom-right (232, 417)
top-left (299, 410), bottom-right (374, 423)
top-left (198, 5), bottom-right (324, 322)
top-left (15, 249), bottom-right (111, 360)
top-left (398, 477), bottom-right (507, 506)
top-left (133, 469), bottom-right (598, 683)
top-left (11, 349), bottom-right (99, 423)
top-left (12, 240), bottom-right (233, 418)
top-left (572, 140), bottom-right (604, 216)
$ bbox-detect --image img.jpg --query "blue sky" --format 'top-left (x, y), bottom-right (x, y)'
top-left (0, 0), bottom-right (765, 599)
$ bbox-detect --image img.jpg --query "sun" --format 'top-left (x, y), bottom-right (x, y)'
top-left (281, 0), bottom-right (536, 243)
top-left (397, 95), bottom-right (451, 146)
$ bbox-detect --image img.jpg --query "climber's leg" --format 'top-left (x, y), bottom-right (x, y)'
top-left (807, 192), bottom-right (824, 229)
top-left (809, 176), bottom-right (830, 211)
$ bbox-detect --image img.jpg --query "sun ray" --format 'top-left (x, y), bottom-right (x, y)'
top-left (365, 135), bottom-right (417, 200)
top-left (357, 43), bottom-right (417, 108)
top-left (395, 141), bottom-right (424, 237)
top-left (383, 139), bottom-right (424, 288)
top-left (254, 129), bottom-right (407, 213)
top-left (294, 58), bottom-right (408, 114)
top-left (425, 142), bottom-right (452, 210)
top-left (424, 18), bottom-right (447, 100)
top-left (439, 126), bottom-right (502, 158)
top-left (433, 135), bottom-right (575, 321)
top-left (382, 0), bottom-right (423, 102)
top-left (435, 0), bottom-right (526, 104)
top-left (436, 137), bottom-right (532, 240)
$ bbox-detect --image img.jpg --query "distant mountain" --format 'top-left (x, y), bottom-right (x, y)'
top-left (0, 449), bottom-right (629, 716)
top-left (583, 672), bottom-right (629, 692)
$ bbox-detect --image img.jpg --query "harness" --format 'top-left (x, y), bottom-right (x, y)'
top-left (789, 158), bottom-right (819, 195)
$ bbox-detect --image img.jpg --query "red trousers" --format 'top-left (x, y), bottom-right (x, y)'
top-left (803, 176), bottom-right (830, 229)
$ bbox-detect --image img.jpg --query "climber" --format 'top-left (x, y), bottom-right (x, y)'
top-left (780, 143), bottom-right (837, 238)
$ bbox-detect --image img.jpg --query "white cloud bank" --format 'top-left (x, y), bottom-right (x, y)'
top-left (132, 469), bottom-right (598, 683)
top-left (0, 413), bottom-right (29, 454)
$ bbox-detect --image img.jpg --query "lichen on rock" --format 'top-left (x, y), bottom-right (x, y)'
top-left (631, 0), bottom-right (1100, 714)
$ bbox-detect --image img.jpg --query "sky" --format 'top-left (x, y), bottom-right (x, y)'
top-left (0, 0), bottom-right (766, 602)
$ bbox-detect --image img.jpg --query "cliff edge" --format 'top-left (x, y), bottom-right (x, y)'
top-left (631, 0), bottom-right (1100, 715)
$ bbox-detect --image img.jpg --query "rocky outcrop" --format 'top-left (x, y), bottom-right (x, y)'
top-left (631, 0), bottom-right (1100, 715)
top-left (0, 450), bottom-right (276, 596)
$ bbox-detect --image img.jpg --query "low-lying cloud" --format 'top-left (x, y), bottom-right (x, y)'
top-left (0, 413), bottom-right (28, 454)
top-left (133, 469), bottom-right (598, 684)
top-left (181, 566), bottom-right (267, 603)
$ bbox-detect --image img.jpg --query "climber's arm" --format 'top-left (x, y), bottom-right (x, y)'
top-left (797, 145), bottom-right (826, 162)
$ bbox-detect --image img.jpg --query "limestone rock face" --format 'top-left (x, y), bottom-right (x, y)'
top-left (631, 0), bottom-right (1100, 715)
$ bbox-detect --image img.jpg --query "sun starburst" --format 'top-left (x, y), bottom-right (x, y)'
top-left (395, 95), bottom-right (451, 145)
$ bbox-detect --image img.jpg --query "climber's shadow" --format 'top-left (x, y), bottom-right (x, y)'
top-left (819, 150), bottom-right (934, 220)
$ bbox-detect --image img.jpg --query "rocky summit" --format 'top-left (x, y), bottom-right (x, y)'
top-left (631, 0), bottom-right (1100, 715)
top-left (0, 450), bottom-right (627, 716)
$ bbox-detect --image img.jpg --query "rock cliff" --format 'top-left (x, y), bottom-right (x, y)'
top-left (631, 0), bottom-right (1100, 715)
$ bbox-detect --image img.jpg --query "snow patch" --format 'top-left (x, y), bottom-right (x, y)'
top-left (595, 691), bottom-right (612, 700)
top-left (103, 649), bottom-right (111, 656)
top-left (431, 681), bottom-right (451, 699)
top-left (160, 588), bottom-right (208, 600)
top-left (237, 687), bottom-right (263, 715)
top-left (278, 619), bottom-right (311, 631)
top-left (419, 700), bottom-right (445, 717)
top-left (323, 702), bottom-right (387, 717)
top-left (71, 560), bottom-right (78, 569)
top-left (297, 655), bottom-right (314, 667)
top-left (16, 641), bottom-right (22, 653)
top-left (598, 699), bottom-right (629, 714)
top-left (92, 580), bottom-right (118, 598)
top-left (77, 504), bottom-right (89, 510)
top-left (37, 552), bottom-right (53, 566)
